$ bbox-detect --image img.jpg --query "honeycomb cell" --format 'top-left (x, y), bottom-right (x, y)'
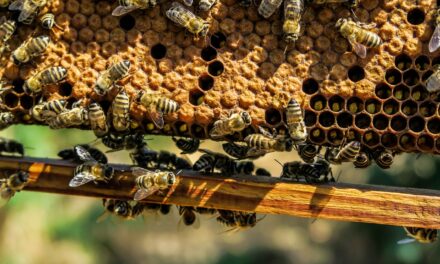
top-left (12, 79), bottom-right (24, 94)
top-left (399, 133), bottom-right (416, 150)
top-left (198, 74), bottom-right (214, 91)
top-left (403, 69), bottom-right (419, 87)
top-left (302, 78), bottom-right (319, 95)
top-left (309, 127), bottom-right (325, 144)
top-left (415, 55), bottom-right (430, 71)
top-left (419, 101), bottom-right (436, 118)
top-left (417, 134), bottom-right (434, 151)
top-left (395, 54), bottom-right (412, 71)
top-left (363, 131), bottom-right (380, 147)
top-left (328, 95), bottom-right (344, 112)
top-left (427, 118), bottom-right (440, 134)
top-left (191, 124), bottom-right (206, 138)
top-left (393, 84), bottom-right (410, 101)
top-left (373, 114), bottom-right (389, 130)
top-left (3, 92), bottom-right (19, 108)
top-left (327, 128), bottom-right (344, 145)
top-left (385, 68), bottom-right (401, 85)
top-left (401, 100), bottom-right (418, 116)
top-left (151, 44), bottom-right (167, 60)
top-left (265, 108), bottom-right (282, 126)
top-left (411, 85), bottom-right (429, 101)
top-left (304, 110), bottom-right (317, 127)
top-left (20, 95), bottom-right (33, 110)
top-left (365, 98), bottom-right (381, 114)
top-left (355, 113), bottom-right (371, 129)
top-left (407, 8), bottom-right (425, 25)
top-left (189, 90), bottom-right (205, 106)
top-left (381, 133), bottom-right (398, 148)
top-left (318, 111), bottom-right (335, 127)
top-left (201, 46), bottom-right (218, 62)
top-left (208, 61), bottom-right (225, 76)
top-left (390, 115), bottom-right (407, 131)
top-left (409, 116), bottom-right (425, 132)
top-left (346, 129), bottom-right (361, 142)
top-left (383, 99), bottom-right (399, 115)
top-left (346, 97), bottom-right (364, 114)
top-left (375, 83), bottom-right (392, 99)
top-left (174, 121), bottom-right (189, 136)
top-left (119, 14), bottom-right (136, 31)
top-left (211, 32), bottom-right (227, 49)
top-left (347, 65), bottom-right (365, 82)
top-left (310, 94), bottom-right (327, 111)
top-left (59, 82), bottom-right (73, 97)
top-left (336, 112), bottom-right (353, 128)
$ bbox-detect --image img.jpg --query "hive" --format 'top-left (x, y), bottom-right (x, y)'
top-left (0, 0), bottom-right (439, 154)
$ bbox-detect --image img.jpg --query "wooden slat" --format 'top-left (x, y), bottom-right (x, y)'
top-left (1, 156), bottom-right (440, 228)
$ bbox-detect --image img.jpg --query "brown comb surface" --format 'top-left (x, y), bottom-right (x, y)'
top-left (0, 0), bottom-right (439, 154)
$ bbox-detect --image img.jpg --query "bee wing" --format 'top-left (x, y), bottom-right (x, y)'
top-left (349, 39), bottom-right (367, 59)
top-left (134, 186), bottom-right (159, 201)
top-left (74, 145), bottom-right (96, 162)
top-left (148, 107), bottom-right (164, 129)
top-left (429, 25), bottom-right (440, 53)
top-left (183, 0), bottom-right (193, 6)
top-left (246, 147), bottom-right (268, 157)
top-left (257, 126), bottom-right (273, 138)
top-left (112, 5), bottom-right (139, 16)
top-left (209, 125), bottom-right (223, 138)
top-left (397, 238), bottom-right (416, 245)
top-left (131, 166), bottom-right (153, 177)
top-left (69, 172), bottom-right (95, 187)
top-left (17, 7), bottom-right (37, 23)
top-left (8, 0), bottom-right (24, 10)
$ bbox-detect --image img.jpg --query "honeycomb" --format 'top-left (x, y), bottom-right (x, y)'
top-left (0, 0), bottom-right (439, 154)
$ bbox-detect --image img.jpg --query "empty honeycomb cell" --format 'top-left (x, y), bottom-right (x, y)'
top-left (428, 118), bottom-right (440, 134)
top-left (407, 8), bottom-right (425, 25)
top-left (304, 110), bottom-right (317, 127)
top-left (318, 111), bottom-right (335, 127)
top-left (399, 133), bottom-right (416, 150)
top-left (415, 55), bottom-right (430, 71)
top-left (409, 116), bottom-right (426, 132)
top-left (3, 92), bottom-right (19, 109)
top-left (336, 112), bottom-right (353, 128)
top-left (310, 94), bottom-right (327, 111)
top-left (151, 43), bottom-right (167, 60)
top-left (211, 32), bottom-right (227, 49)
top-left (391, 115), bottom-right (407, 131)
top-left (373, 114), bottom-right (389, 130)
top-left (401, 100), bottom-right (418, 116)
top-left (20, 95), bottom-right (33, 110)
top-left (265, 108), bottom-right (282, 126)
top-left (417, 134), bottom-right (434, 151)
top-left (395, 54), bottom-right (412, 71)
top-left (419, 101), bottom-right (436, 117)
top-left (328, 95), bottom-right (344, 112)
top-left (363, 131), bottom-right (380, 147)
top-left (403, 69), bottom-right (420, 86)
top-left (347, 65), bottom-right (365, 82)
top-left (327, 128), bottom-right (344, 145)
top-left (346, 129), bottom-right (361, 142)
top-left (381, 133), bottom-right (398, 148)
top-left (385, 68), bottom-right (402, 85)
top-left (201, 46), bottom-right (218, 62)
top-left (393, 84), bottom-right (410, 101)
top-left (12, 79), bottom-right (24, 94)
top-left (208, 61), bottom-right (225, 76)
top-left (346, 97), bottom-right (364, 114)
top-left (119, 14), bottom-right (136, 31)
top-left (189, 90), bottom-right (205, 106)
top-left (355, 113), bottom-right (371, 129)
top-left (365, 98), bottom-right (381, 114)
top-left (309, 127), bottom-right (325, 144)
top-left (302, 78), bottom-right (319, 95)
top-left (422, 70), bottom-right (433, 82)
top-left (375, 83), bottom-right (392, 99)
top-left (191, 124), bottom-right (206, 138)
top-left (198, 74), bottom-right (215, 91)
top-left (59, 82), bottom-right (73, 97)
top-left (383, 99), bottom-right (399, 115)
top-left (411, 85), bottom-right (429, 101)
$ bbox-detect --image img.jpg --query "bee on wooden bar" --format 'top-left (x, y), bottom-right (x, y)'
top-left (373, 149), bottom-right (394, 169)
top-left (325, 141), bottom-right (361, 164)
top-left (199, 0), bottom-right (217, 11)
top-left (23, 66), bottom-right (67, 95)
top-left (132, 166), bottom-right (176, 201)
top-left (197, 148), bottom-right (237, 174)
top-left (353, 150), bottom-right (372, 168)
top-left (97, 199), bottom-right (134, 222)
top-left (172, 137), bottom-right (200, 154)
top-left (49, 104), bottom-right (88, 129)
top-left (0, 112), bottom-right (15, 129)
top-left (236, 161), bottom-right (255, 175)
top-left (258, 0), bottom-right (283, 19)
top-left (210, 111), bottom-right (252, 138)
top-left (130, 142), bottom-right (158, 168)
top-left (0, 171), bottom-right (29, 207)
top-left (0, 19), bottom-right (16, 55)
top-left (280, 158), bottom-right (333, 183)
top-left (12, 35), bottom-right (49, 65)
top-left (112, 0), bottom-right (157, 16)
top-left (429, 9), bottom-right (440, 52)
top-left (297, 143), bottom-right (319, 163)
top-left (166, 2), bottom-right (209, 39)
top-left (222, 142), bottom-right (252, 160)
top-left (195, 207), bottom-right (217, 215)
top-left (111, 89), bottom-right (130, 132)
top-left (244, 127), bottom-right (293, 157)
top-left (193, 153), bottom-right (216, 172)
top-left (69, 146), bottom-right (114, 187)
top-left (398, 227), bottom-right (438, 244)
top-left (255, 168), bottom-right (271, 176)
top-left (9, 0), bottom-right (47, 24)
top-left (58, 144), bottom-right (108, 164)
top-left (95, 60), bottom-right (130, 96)
top-left (136, 91), bottom-right (180, 129)
top-left (88, 103), bottom-right (109, 138)
top-left (178, 206), bottom-right (200, 228)
top-left (285, 99), bottom-right (307, 142)
top-left (282, 0), bottom-right (303, 44)
top-left (0, 137), bottom-right (24, 156)
top-left (336, 18), bottom-right (382, 58)
top-left (217, 210), bottom-right (261, 232)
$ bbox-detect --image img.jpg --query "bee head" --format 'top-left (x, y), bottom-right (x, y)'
top-left (104, 166), bottom-right (114, 180)
top-left (114, 201), bottom-right (130, 216)
top-left (12, 53), bottom-right (22, 66)
top-left (240, 111), bottom-right (252, 125)
top-left (167, 172), bottom-right (176, 185)
top-left (15, 143), bottom-right (24, 156)
top-left (284, 137), bottom-right (294, 152)
top-left (379, 151), bottom-right (393, 162)
top-left (122, 60), bottom-right (131, 69)
top-left (17, 171), bottom-right (29, 182)
top-left (335, 18), bottom-right (346, 29)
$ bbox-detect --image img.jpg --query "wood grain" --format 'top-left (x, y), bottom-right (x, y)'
top-left (1, 156), bottom-right (440, 228)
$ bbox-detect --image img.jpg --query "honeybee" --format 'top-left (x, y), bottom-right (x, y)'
top-left (353, 150), bottom-right (372, 168)
top-left (199, 0), bottom-right (217, 11)
top-left (132, 167), bottom-right (176, 201)
top-left (429, 9), bottom-right (440, 52)
top-left (426, 64), bottom-right (440, 95)
top-left (166, 2), bottom-right (209, 38)
top-left (69, 145), bottom-right (114, 187)
top-left (209, 111), bottom-right (252, 138)
top-left (0, 137), bottom-right (24, 156)
top-left (325, 141), bottom-right (361, 164)
top-left (95, 60), bottom-right (130, 96)
top-left (31, 99), bottom-right (66, 121)
top-left (255, 168), bottom-right (271, 176)
top-left (280, 158), bottom-right (333, 183)
top-left (178, 206), bottom-right (200, 228)
top-left (172, 137), bottom-right (200, 154)
top-left (9, 0), bottom-right (47, 24)
top-left (58, 144), bottom-right (108, 164)
top-left (193, 153), bottom-right (216, 172)
top-left (88, 103), bottom-right (109, 138)
top-left (283, 0), bottom-right (303, 43)
top-left (102, 132), bottom-right (144, 151)
top-left (39, 13), bottom-right (62, 30)
top-left (49, 105), bottom-right (89, 129)
top-left (373, 149), bottom-right (394, 169)
top-left (111, 89), bottom-right (130, 132)
top-left (222, 142), bottom-right (250, 159)
top-left (0, 19), bottom-right (16, 54)
top-left (217, 210), bottom-right (260, 232)
top-left (398, 227), bottom-right (438, 244)
top-left (97, 199), bottom-right (134, 222)
top-left (197, 149), bottom-right (237, 174)
top-left (297, 143), bottom-right (319, 163)
top-left (23, 66), bottom-right (68, 95)
top-left (0, 171), bottom-right (29, 206)
top-left (285, 99), bottom-right (307, 142)
top-left (12, 35), bottom-right (50, 65)
top-left (244, 128), bottom-right (293, 156)
top-left (236, 161), bottom-right (255, 175)
top-left (336, 18), bottom-right (382, 59)
top-left (0, 112), bottom-right (15, 129)
top-left (136, 91), bottom-right (180, 129)
top-left (130, 142), bottom-right (158, 168)
top-left (195, 207), bottom-right (217, 215)
top-left (258, 0), bottom-right (283, 19)
top-left (112, 0), bottom-right (156, 16)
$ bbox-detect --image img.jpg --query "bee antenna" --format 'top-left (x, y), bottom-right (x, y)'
top-left (274, 159), bottom-right (283, 167)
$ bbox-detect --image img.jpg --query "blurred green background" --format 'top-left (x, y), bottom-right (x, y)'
top-left (0, 125), bottom-right (439, 264)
